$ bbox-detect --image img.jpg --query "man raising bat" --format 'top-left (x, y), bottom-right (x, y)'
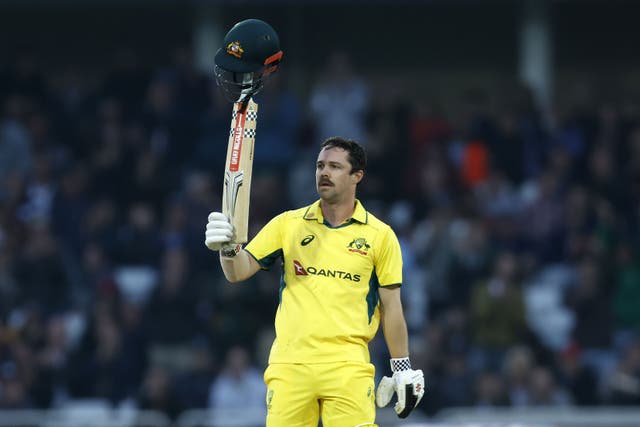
top-left (206, 19), bottom-right (424, 427)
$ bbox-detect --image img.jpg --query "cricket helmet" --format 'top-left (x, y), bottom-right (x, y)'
top-left (214, 19), bottom-right (283, 102)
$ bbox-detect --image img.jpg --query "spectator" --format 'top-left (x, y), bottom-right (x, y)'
top-left (33, 314), bottom-right (69, 407)
top-left (474, 371), bottom-right (508, 409)
top-left (208, 346), bottom-right (265, 413)
top-left (79, 241), bottom-right (117, 305)
top-left (17, 152), bottom-right (56, 225)
top-left (181, 170), bottom-right (218, 270)
top-left (439, 350), bottom-right (474, 407)
top-left (564, 256), bottom-right (615, 378)
top-left (563, 185), bottom-right (596, 261)
top-left (0, 362), bottom-right (31, 409)
top-left (555, 343), bottom-right (599, 406)
top-left (173, 338), bottom-right (217, 410)
top-left (143, 248), bottom-right (201, 372)
top-left (527, 366), bottom-right (572, 406)
top-left (113, 202), bottom-right (162, 267)
top-left (118, 299), bottom-right (149, 396)
top-left (127, 147), bottom-right (170, 213)
top-left (448, 217), bottom-right (492, 307)
top-left (404, 101), bottom-right (452, 197)
top-left (192, 84), bottom-right (230, 171)
top-left (612, 242), bottom-right (640, 333)
top-left (502, 345), bottom-right (535, 407)
top-left (81, 198), bottom-right (119, 258)
top-left (363, 100), bottom-right (412, 202)
top-left (411, 321), bottom-right (446, 416)
top-left (161, 198), bottom-right (188, 251)
top-left (137, 364), bottom-right (183, 420)
top-left (13, 223), bottom-right (70, 312)
top-left (470, 252), bottom-right (527, 370)
top-left (141, 72), bottom-right (194, 168)
top-left (51, 163), bottom-right (91, 256)
top-left (309, 51), bottom-right (369, 144)
top-left (251, 73), bottom-right (300, 173)
top-left (412, 207), bottom-right (455, 315)
top-left (474, 170), bottom-right (521, 221)
top-left (89, 100), bottom-right (133, 202)
top-left (171, 46), bottom-right (211, 119)
top-left (492, 108), bottom-right (527, 185)
top-left (0, 98), bottom-right (32, 185)
top-left (520, 170), bottom-right (567, 263)
top-left (604, 339), bottom-right (640, 405)
top-left (0, 248), bottom-right (18, 317)
top-left (587, 144), bottom-right (625, 211)
top-left (66, 303), bottom-right (133, 404)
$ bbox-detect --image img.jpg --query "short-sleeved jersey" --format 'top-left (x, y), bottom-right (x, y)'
top-left (244, 199), bottom-right (403, 364)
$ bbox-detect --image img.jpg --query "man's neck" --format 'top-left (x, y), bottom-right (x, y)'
top-left (320, 198), bottom-right (356, 227)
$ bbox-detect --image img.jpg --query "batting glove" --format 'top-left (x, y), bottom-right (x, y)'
top-left (376, 357), bottom-right (425, 419)
top-left (205, 212), bottom-right (239, 256)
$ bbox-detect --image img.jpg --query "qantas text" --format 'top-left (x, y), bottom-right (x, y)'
top-left (294, 261), bottom-right (361, 283)
top-left (306, 267), bottom-right (360, 282)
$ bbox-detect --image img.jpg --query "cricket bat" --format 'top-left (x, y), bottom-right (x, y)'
top-left (222, 98), bottom-right (258, 244)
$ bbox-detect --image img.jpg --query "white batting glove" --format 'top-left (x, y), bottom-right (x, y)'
top-left (205, 212), bottom-right (234, 251)
top-left (376, 357), bottom-right (425, 419)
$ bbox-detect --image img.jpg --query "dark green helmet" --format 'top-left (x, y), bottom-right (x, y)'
top-left (214, 19), bottom-right (283, 102)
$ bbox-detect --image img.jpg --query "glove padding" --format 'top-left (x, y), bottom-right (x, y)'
top-left (205, 212), bottom-right (234, 251)
top-left (376, 369), bottom-right (425, 418)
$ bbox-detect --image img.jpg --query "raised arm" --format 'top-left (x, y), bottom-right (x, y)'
top-left (205, 211), bottom-right (261, 283)
top-left (219, 250), bottom-right (261, 283)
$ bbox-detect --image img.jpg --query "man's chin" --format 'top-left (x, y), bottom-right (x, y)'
top-left (317, 187), bottom-right (335, 199)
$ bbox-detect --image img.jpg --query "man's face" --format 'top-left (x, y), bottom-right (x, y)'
top-left (316, 147), bottom-right (362, 202)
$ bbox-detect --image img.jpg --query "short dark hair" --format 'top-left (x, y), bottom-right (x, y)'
top-left (320, 137), bottom-right (367, 174)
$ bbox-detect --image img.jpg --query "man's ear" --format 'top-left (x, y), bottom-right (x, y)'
top-left (352, 169), bottom-right (364, 184)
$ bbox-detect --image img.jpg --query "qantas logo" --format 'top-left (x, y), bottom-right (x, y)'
top-left (292, 260), bottom-right (360, 282)
top-left (293, 260), bottom-right (308, 275)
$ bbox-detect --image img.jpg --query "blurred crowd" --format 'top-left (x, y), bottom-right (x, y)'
top-left (0, 45), bottom-right (639, 421)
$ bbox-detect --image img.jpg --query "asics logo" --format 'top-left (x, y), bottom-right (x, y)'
top-left (301, 235), bottom-right (315, 246)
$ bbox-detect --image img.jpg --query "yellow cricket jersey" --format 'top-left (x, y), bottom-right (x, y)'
top-left (244, 199), bottom-right (403, 364)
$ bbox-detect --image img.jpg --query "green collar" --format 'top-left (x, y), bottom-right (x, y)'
top-left (303, 199), bottom-right (368, 225)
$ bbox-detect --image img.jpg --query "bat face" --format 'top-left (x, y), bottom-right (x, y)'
top-left (222, 99), bottom-right (257, 244)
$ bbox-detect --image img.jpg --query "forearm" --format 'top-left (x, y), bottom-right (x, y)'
top-left (381, 302), bottom-right (410, 358)
top-left (219, 250), bottom-right (258, 282)
top-left (376, 288), bottom-right (425, 419)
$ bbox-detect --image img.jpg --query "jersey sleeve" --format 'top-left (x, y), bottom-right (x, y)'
top-left (375, 225), bottom-right (403, 287)
top-left (244, 213), bottom-right (285, 270)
